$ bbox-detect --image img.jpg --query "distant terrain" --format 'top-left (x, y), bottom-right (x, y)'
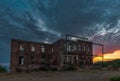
top-left (94, 59), bottom-right (120, 68)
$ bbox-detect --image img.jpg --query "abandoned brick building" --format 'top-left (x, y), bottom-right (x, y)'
top-left (10, 35), bottom-right (93, 72)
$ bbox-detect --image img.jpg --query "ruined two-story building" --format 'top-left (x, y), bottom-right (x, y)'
top-left (10, 35), bottom-right (93, 72)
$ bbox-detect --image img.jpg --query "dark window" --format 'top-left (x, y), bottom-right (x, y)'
top-left (78, 45), bottom-right (81, 51)
top-left (41, 53), bottom-right (45, 58)
top-left (67, 42), bottom-right (72, 51)
top-left (63, 56), bottom-right (67, 64)
top-left (88, 46), bottom-right (91, 52)
top-left (74, 56), bottom-right (77, 64)
top-left (19, 56), bottom-right (24, 65)
top-left (73, 45), bottom-right (77, 51)
top-left (52, 47), bottom-right (53, 53)
top-left (19, 44), bottom-right (24, 51)
top-left (31, 56), bottom-right (34, 64)
top-left (63, 43), bottom-right (67, 52)
top-left (31, 44), bottom-right (35, 52)
top-left (83, 46), bottom-right (86, 51)
top-left (41, 45), bottom-right (45, 53)
top-left (68, 56), bottom-right (72, 64)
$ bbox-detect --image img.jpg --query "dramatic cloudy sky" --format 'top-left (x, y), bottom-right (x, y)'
top-left (0, 0), bottom-right (120, 65)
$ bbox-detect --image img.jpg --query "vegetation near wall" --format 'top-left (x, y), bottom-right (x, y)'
top-left (110, 76), bottom-right (120, 81)
top-left (93, 59), bottom-right (120, 68)
top-left (0, 65), bottom-right (7, 73)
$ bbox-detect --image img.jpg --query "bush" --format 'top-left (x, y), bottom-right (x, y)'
top-left (66, 65), bottom-right (77, 71)
top-left (51, 67), bottom-right (58, 71)
top-left (93, 61), bottom-right (109, 68)
top-left (0, 65), bottom-right (7, 73)
top-left (110, 76), bottom-right (120, 81)
top-left (39, 66), bottom-right (48, 71)
top-left (93, 59), bottom-right (120, 68)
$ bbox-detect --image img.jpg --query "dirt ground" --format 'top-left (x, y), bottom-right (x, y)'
top-left (0, 70), bottom-right (120, 81)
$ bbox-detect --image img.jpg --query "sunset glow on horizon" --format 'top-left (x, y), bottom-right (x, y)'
top-left (93, 50), bottom-right (120, 63)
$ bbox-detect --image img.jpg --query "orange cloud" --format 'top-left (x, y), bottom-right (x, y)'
top-left (93, 50), bottom-right (120, 63)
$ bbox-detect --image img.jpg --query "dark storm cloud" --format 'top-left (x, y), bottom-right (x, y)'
top-left (0, 0), bottom-right (60, 41)
top-left (50, 0), bottom-right (120, 53)
top-left (54, 0), bottom-right (120, 36)
top-left (0, 0), bottom-right (60, 63)
top-left (0, 0), bottom-right (120, 63)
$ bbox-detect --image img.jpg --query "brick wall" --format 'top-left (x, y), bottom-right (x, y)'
top-left (10, 38), bottom-right (93, 72)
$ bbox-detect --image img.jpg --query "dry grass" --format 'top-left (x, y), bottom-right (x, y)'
top-left (0, 70), bottom-right (120, 81)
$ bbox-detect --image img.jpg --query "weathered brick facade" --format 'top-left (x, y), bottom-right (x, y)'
top-left (52, 39), bottom-right (93, 68)
top-left (10, 38), bottom-right (93, 72)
